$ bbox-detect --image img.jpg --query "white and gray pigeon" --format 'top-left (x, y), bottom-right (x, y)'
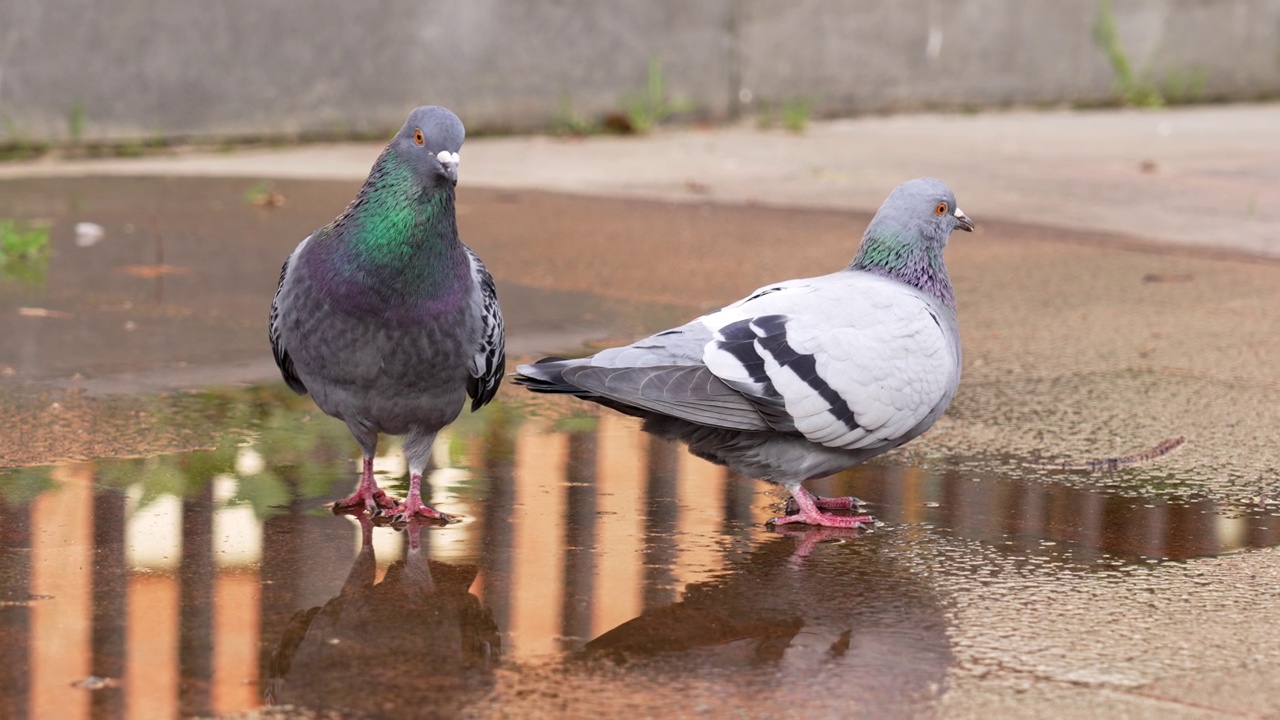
top-left (516, 178), bottom-right (970, 528)
top-left (270, 106), bottom-right (505, 522)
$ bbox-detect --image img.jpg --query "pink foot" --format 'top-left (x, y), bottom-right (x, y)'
top-left (332, 457), bottom-right (397, 516)
top-left (387, 473), bottom-right (454, 524)
top-left (784, 487), bottom-right (865, 514)
top-left (769, 487), bottom-right (873, 529)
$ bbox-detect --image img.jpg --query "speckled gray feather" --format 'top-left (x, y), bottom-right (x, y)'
top-left (269, 106), bottom-right (505, 517)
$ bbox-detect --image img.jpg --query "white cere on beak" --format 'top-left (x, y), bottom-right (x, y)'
top-left (953, 207), bottom-right (966, 219)
top-left (436, 150), bottom-right (460, 166)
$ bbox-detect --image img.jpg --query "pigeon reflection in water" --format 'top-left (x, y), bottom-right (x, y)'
top-left (578, 529), bottom-right (953, 710)
top-left (266, 516), bottom-right (500, 715)
top-left (518, 178), bottom-right (970, 527)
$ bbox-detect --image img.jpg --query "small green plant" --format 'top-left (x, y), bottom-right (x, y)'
top-left (756, 97), bottom-right (815, 133)
top-left (68, 100), bottom-right (87, 142)
top-left (0, 219), bottom-right (51, 283)
top-left (1092, 0), bottom-right (1163, 107)
top-left (0, 118), bottom-right (51, 161)
top-left (780, 97), bottom-right (814, 133)
top-left (147, 127), bottom-right (168, 149)
top-left (621, 57), bottom-right (693, 134)
top-left (244, 180), bottom-right (286, 208)
top-left (550, 92), bottom-right (600, 137)
top-left (1162, 68), bottom-right (1208, 105)
top-left (118, 138), bottom-right (146, 157)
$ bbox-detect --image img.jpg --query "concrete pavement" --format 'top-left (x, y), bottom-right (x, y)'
top-left (3, 103), bottom-right (1279, 257)
top-left (4, 104), bottom-right (1280, 719)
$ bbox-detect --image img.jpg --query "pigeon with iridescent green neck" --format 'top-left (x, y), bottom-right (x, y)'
top-left (270, 106), bottom-right (505, 522)
top-left (516, 178), bottom-right (970, 528)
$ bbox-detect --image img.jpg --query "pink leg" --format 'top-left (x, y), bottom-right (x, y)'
top-left (332, 457), bottom-right (397, 515)
top-left (784, 486), bottom-right (865, 514)
top-left (772, 524), bottom-right (863, 560)
top-left (389, 473), bottom-right (453, 523)
top-left (769, 486), bottom-right (873, 529)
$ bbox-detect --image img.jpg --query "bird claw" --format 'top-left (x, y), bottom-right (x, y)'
top-left (380, 502), bottom-right (454, 526)
top-left (784, 492), bottom-right (866, 515)
top-left (766, 512), bottom-right (872, 530)
top-left (771, 487), bottom-right (874, 528)
top-left (332, 488), bottom-right (397, 516)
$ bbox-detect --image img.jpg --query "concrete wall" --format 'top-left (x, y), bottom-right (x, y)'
top-left (1, 0), bottom-right (1278, 143)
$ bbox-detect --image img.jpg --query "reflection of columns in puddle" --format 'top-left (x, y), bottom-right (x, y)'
top-left (128, 569), bottom-right (178, 717)
top-left (1008, 480), bottom-right (1047, 552)
top-left (1103, 496), bottom-right (1167, 559)
top-left (91, 483), bottom-right (127, 718)
top-left (213, 570), bottom-right (259, 713)
top-left (560, 432), bottom-right (598, 651)
top-left (674, 451), bottom-right (726, 589)
top-left (1064, 481), bottom-right (1105, 561)
top-left (510, 421), bottom-right (567, 657)
top-left (941, 467), bottom-right (1013, 545)
top-left (258, 473), bottom-right (304, 696)
top-left (880, 466), bottom-right (912, 525)
top-left (478, 411), bottom-right (517, 641)
top-left (592, 414), bottom-right (645, 644)
top-left (642, 437), bottom-right (679, 611)
top-left (32, 464), bottom-right (93, 719)
top-left (1248, 510), bottom-right (1280, 551)
top-left (179, 481), bottom-right (214, 717)
top-left (721, 470), bottom-right (756, 562)
top-left (1165, 499), bottom-right (1220, 560)
top-left (843, 465), bottom-right (927, 526)
top-left (0, 493), bottom-right (33, 719)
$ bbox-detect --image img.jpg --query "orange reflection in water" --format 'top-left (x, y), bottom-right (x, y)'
top-left (4, 408), bottom-right (1280, 717)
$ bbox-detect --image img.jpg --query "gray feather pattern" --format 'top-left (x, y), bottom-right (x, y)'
top-left (466, 248), bottom-right (506, 411)
top-left (270, 246), bottom-right (307, 395)
top-left (562, 365), bottom-right (770, 431)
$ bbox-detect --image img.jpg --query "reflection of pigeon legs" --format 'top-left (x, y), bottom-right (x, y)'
top-left (770, 524), bottom-right (863, 561)
top-left (332, 456), bottom-right (397, 515)
top-left (342, 512), bottom-right (379, 593)
top-left (400, 519), bottom-right (437, 594)
top-left (769, 485), bottom-right (872, 529)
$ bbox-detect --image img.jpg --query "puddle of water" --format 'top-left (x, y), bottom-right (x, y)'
top-left (3, 173), bottom-right (1280, 716)
top-left (1, 383), bottom-right (1277, 718)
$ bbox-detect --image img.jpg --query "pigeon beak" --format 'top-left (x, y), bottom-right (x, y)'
top-left (953, 207), bottom-right (974, 232)
top-left (436, 150), bottom-right (460, 185)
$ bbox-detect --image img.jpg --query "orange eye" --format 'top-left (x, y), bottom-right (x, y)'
top-left (935, 202), bottom-right (948, 215)
top-left (413, 129), bottom-right (425, 145)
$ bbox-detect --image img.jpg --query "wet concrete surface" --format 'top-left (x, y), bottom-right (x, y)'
top-left (1, 172), bottom-right (1279, 718)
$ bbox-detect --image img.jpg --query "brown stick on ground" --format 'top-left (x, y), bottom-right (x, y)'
top-left (1026, 436), bottom-right (1187, 472)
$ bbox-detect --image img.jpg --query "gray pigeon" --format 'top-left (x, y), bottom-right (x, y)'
top-left (516, 178), bottom-right (970, 527)
top-left (270, 106), bottom-right (505, 522)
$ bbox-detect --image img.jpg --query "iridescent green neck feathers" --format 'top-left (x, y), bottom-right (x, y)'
top-left (850, 231), bottom-right (955, 309)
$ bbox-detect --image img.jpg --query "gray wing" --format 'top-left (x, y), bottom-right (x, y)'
top-left (516, 320), bottom-right (779, 432)
top-left (519, 271), bottom-right (959, 450)
top-left (466, 248), bottom-right (505, 411)
top-left (269, 246), bottom-right (307, 395)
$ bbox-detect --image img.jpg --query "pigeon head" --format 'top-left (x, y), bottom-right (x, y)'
top-left (867, 177), bottom-right (973, 247)
top-left (388, 105), bottom-right (465, 188)
top-left (850, 178), bottom-right (972, 308)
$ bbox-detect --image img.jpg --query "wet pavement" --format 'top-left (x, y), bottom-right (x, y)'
top-left (2, 108), bottom-right (1280, 718)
